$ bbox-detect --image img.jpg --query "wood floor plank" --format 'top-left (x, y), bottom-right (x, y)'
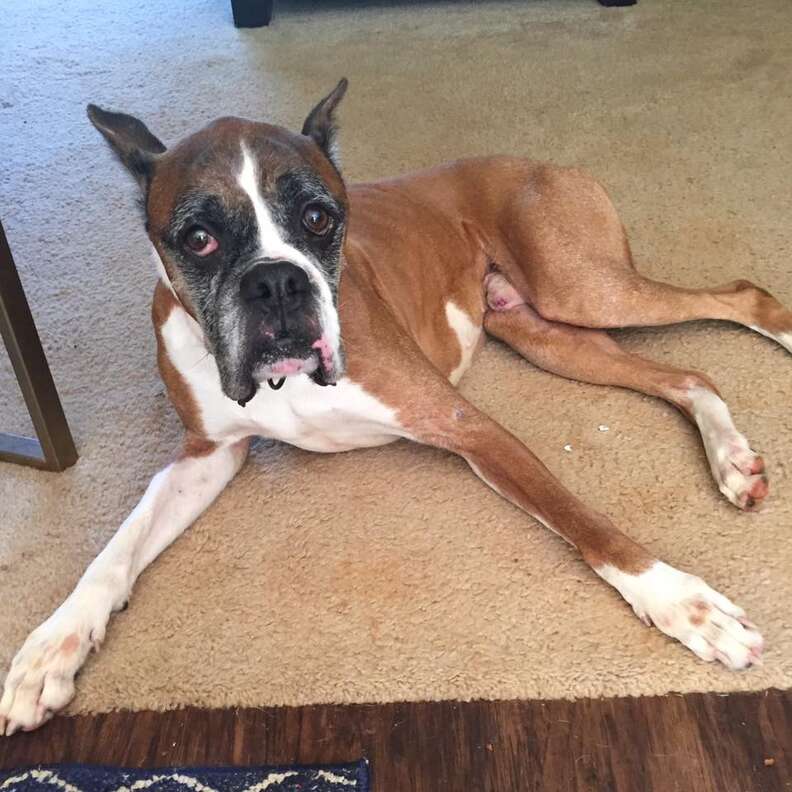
top-left (0, 691), bottom-right (789, 791)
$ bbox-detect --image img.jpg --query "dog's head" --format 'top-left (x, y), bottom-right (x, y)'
top-left (88, 79), bottom-right (349, 405)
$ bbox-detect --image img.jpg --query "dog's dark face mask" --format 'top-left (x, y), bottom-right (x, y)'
top-left (88, 79), bottom-right (349, 405)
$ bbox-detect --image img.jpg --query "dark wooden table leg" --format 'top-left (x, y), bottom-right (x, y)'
top-left (231, 0), bottom-right (273, 27)
top-left (0, 220), bottom-right (77, 471)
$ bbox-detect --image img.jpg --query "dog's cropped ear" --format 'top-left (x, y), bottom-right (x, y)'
top-left (301, 78), bottom-right (348, 169)
top-left (87, 104), bottom-right (166, 190)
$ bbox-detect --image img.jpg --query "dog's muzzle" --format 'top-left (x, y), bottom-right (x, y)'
top-left (241, 259), bottom-right (311, 317)
top-left (233, 259), bottom-right (339, 406)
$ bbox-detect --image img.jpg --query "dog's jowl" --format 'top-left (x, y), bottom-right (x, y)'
top-left (4, 79), bottom-right (792, 735)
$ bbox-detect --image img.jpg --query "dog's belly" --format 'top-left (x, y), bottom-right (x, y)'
top-left (161, 305), bottom-right (402, 452)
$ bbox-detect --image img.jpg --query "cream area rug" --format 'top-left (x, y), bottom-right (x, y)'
top-left (1, 0), bottom-right (790, 714)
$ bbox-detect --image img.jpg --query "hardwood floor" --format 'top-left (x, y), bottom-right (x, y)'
top-left (1, 691), bottom-right (789, 791)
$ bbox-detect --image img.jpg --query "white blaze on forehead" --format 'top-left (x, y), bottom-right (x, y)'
top-left (237, 144), bottom-right (290, 256)
top-left (235, 143), bottom-right (342, 368)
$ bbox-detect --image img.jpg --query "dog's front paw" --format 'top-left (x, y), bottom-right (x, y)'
top-left (599, 561), bottom-right (764, 670)
top-left (0, 611), bottom-right (104, 736)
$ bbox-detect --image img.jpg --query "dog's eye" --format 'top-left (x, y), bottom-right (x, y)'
top-left (302, 205), bottom-right (331, 236)
top-left (184, 226), bottom-right (218, 256)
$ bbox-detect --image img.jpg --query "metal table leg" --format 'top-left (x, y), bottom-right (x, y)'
top-left (231, 0), bottom-right (273, 27)
top-left (0, 220), bottom-right (78, 471)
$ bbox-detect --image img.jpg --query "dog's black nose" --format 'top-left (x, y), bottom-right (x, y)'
top-left (240, 261), bottom-right (310, 311)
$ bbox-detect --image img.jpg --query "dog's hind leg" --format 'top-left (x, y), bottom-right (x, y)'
top-left (483, 280), bottom-right (768, 511)
top-left (490, 166), bottom-right (792, 351)
top-left (0, 435), bottom-right (249, 736)
top-left (533, 272), bottom-right (792, 353)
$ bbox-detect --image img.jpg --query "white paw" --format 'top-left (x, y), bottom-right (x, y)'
top-left (599, 561), bottom-right (764, 670)
top-left (0, 612), bottom-right (104, 736)
top-left (709, 434), bottom-right (768, 511)
top-left (689, 387), bottom-right (769, 511)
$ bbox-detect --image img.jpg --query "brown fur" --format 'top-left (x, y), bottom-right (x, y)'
top-left (152, 280), bottom-right (205, 438)
top-left (147, 118), bottom-right (347, 315)
top-left (156, 155), bottom-right (792, 577)
top-left (336, 157), bottom-right (792, 575)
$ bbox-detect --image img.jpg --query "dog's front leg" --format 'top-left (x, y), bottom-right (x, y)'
top-left (0, 435), bottom-right (249, 735)
top-left (398, 383), bottom-right (764, 669)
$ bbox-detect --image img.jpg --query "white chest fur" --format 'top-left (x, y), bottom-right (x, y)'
top-left (160, 299), bottom-right (401, 452)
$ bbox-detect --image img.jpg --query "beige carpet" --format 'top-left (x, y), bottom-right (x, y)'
top-left (1, 0), bottom-right (791, 714)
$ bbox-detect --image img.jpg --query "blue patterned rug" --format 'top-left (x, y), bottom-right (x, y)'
top-left (0, 763), bottom-right (369, 792)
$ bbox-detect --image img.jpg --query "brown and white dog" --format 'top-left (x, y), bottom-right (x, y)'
top-left (2, 79), bottom-right (790, 734)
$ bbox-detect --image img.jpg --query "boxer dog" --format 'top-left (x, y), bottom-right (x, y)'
top-left (2, 79), bottom-right (789, 734)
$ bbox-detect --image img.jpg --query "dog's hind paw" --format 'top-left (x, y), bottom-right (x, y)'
top-left (714, 441), bottom-right (768, 511)
top-left (688, 387), bottom-right (769, 511)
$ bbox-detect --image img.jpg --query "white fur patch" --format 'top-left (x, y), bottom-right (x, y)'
top-left (748, 324), bottom-right (792, 354)
top-left (596, 560), bottom-right (763, 669)
top-left (237, 145), bottom-right (288, 256)
top-left (687, 386), bottom-right (766, 508)
top-left (445, 301), bottom-right (482, 385)
top-left (150, 247), bottom-right (178, 298)
top-left (0, 441), bottom-right (248, 735)
top-left (160, 295), bottom-right (402, 452)
top-left (237, 143), bottom-right (342, 373)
